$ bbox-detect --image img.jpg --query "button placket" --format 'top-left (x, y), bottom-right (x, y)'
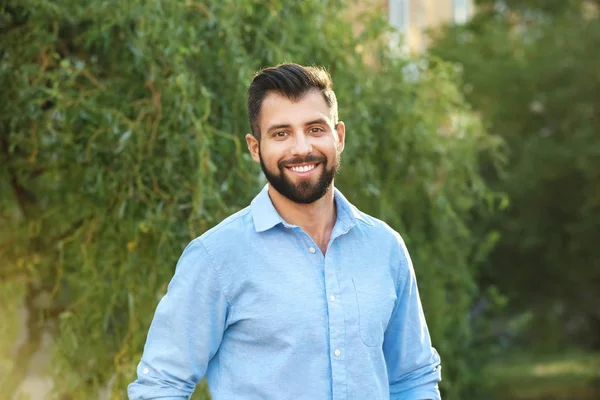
top-left (323, 245), bottom-right (347, 400)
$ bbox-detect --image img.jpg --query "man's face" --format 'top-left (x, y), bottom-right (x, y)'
top-left (246, 90), bottom-right (345, 204)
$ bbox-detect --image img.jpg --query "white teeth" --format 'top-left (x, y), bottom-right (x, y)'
top-left (290, 164), bottom-right (316, 173)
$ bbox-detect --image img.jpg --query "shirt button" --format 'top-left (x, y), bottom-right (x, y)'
top-left (330, 295), bottom-right (336, 302)
top-left (143, 368), bottom-right (149, 375)
top-left (334, 349), bottom-right (341, 357)
top-left (308, 247), bottom-right (316, 254)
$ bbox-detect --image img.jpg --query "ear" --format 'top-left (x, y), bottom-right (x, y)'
top-left (335, 121), bottom-right (346, 153)
top-left (245, 133), bottom-right (261, 163)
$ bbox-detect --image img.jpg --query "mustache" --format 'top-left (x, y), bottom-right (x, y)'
top-left (279, 155), bottom-right (326, 169)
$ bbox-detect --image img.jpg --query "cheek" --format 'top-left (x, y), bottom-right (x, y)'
top-left (260, 144), bottom-right (285, 166)
top-left (319, 140), bottom-right (339, 158)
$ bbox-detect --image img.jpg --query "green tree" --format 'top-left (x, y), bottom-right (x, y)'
top-left (1, 0), bottom-right (501, 398)
top-left (431, 0), bottom-right (600, 350)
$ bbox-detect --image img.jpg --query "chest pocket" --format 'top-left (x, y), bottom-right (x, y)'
top-left (352, 278), bottom-right (397, 347)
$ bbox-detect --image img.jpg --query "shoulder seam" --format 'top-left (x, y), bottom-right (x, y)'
top-left (196, 239), bottom-right (233, 308)
top-left (395, 233), bottom-right (412, 298)
top-left (202, 207), bottom-right (252, 241)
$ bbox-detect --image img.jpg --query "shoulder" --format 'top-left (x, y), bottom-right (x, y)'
top-left (351, 205), bottom-right (406, 245)
top-left (189, 206), bottom-right (254, 252)
top-left (178, 206), bottom-right (253, 255)
top-left (202, 206), bottom-right (253, 240)
top-left (349, 205), bottom-right (412, 272)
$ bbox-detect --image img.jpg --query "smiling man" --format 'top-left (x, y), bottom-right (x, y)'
top-left (129, 63), bottom-right (442, 400)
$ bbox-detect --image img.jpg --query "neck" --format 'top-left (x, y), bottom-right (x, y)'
top-left (268, 184), bottom-right (337, 251)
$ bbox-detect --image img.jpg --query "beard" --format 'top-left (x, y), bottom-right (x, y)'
top-left (259, 151), bottom-right (341, 204)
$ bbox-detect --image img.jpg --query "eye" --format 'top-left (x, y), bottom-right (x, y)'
top-left (274, 131), bottom-right (289, 138)
top-left (309, 127), bottom-right (325, 134)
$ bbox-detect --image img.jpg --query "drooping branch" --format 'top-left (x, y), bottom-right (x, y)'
top-left (0, 132), bottom-right (38, 219)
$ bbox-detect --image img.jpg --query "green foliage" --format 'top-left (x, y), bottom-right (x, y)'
top-left (1, 0), bottom-right (501, 398)
top-left (431, 0), bottom-right (600, 350)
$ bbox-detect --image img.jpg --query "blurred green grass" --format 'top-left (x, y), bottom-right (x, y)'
top-left (486, 350), bottom-right (600, 400)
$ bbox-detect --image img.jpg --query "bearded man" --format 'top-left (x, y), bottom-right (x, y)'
top-left (129, 63), bottom-right (442, 400)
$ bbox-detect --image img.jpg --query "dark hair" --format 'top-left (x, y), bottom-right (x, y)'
top-left (247, 63), bottom-right (338, 138)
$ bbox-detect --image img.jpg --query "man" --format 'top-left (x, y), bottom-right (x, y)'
top-left (129, 63), bottom-right (442, 400)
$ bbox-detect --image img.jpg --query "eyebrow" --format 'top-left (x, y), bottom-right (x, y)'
top-left (266, 118), bottom-right (330, 134)
top-left (304, 118), bottom-right (329, 127)
top-left (266, 123), bottom-right (292, 133)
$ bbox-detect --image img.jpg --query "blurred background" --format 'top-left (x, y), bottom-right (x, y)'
top-left (1, 0), bottom-right (599, 399)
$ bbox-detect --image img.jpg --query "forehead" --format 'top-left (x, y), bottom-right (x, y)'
top-left (259, 90), bottom-right (333, 132)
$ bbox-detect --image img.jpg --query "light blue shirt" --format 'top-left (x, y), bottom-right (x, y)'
top-left (129, 185), bottom-right (442, 400)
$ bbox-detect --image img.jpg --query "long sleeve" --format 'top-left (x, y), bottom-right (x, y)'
top-left (383, 238), bottom-right (442, 400)
top-left (128, 239), bottom-right (231, 400)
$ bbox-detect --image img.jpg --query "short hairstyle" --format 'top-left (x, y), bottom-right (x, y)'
top-left (247, 63), bottom-right (338, 138)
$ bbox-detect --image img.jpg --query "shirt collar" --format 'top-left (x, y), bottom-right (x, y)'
top-left (250, 185), bottom-right (286, 232)
top-left (250, 184), bottom-right (373, 233)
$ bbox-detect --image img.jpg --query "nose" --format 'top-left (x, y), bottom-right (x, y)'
top-left (290, 132), bottom-right (312, 156)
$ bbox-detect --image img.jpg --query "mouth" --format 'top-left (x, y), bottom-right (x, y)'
top-left (285, 163), bottom-right (320, 175)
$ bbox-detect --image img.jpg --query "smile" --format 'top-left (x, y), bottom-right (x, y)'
top-left (287, 163), bottom-right (318, 173)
